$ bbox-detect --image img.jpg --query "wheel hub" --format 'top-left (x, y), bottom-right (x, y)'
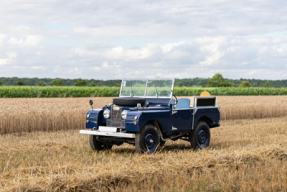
top-left (145, 133), bottom-right (155, 149)
top-left (197, 130), bottom-right (207, 144)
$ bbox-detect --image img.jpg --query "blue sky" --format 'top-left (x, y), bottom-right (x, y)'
top-left (0, 0), bottom-right (286, 80)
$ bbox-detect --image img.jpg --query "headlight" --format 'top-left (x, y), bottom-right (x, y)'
top-left (121, 110), bottom-right (128, 120)
top-left (103, 109), bottom-right (110, 119)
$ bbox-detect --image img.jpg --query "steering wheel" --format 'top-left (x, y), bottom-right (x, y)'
top-left (159, 90), bottom-right (177, 105)
top-left (159, 90), bottom-right (171, 96)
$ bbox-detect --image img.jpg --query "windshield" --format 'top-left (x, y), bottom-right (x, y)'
top-left (120, 79), bottom-right (174, 98)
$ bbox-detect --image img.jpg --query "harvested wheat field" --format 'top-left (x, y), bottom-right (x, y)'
top-left (1, 96), bottom-right (287, 135)
top-left (0, 96), bottom-right (287, 191)
top-left (0, 116), bottom-right (287, 191)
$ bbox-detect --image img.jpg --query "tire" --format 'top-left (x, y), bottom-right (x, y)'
top-left (189, 121), bottom-right (210, 149)
top-left (113, 97), bottom-right (146, 106)
top-left (89, 135), bottom-right (113, 151)
top-left (135, 124), bottom-right (160, 153)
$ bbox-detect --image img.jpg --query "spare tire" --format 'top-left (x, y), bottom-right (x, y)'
top-left (113, 97), bottom-right (146, 106)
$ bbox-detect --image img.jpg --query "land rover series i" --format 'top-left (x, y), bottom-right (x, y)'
top-left (80, 79), bottom-right (220, 153)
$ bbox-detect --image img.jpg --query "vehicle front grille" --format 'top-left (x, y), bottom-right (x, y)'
top-left (106, 105), bottom-right (125, 128)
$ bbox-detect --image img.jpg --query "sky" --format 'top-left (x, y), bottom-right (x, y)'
top-left (0, 0), bottom-right (287, 80)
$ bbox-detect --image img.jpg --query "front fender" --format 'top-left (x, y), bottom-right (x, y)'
top-left (125, 111), bottom-right (143, 132)
top-left (125, 109), bottom-right (172, 133)
top-left (86, 109), bottom-right (103, 129)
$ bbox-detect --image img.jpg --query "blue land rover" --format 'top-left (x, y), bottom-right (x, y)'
top-left (80, 79), bottom-right (220, 153)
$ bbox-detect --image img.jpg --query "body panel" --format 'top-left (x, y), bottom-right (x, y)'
top-left (124, 109), bottom-right (172, 133)
top-left (193, 107), bottom-right (220, 128)
top-left (86, 109), bottom-right (103, 129)
top-left (171, 108), bottom-right (194, 131)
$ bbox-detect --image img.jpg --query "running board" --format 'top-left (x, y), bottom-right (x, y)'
top-left (80, 130), bottom-right (135, 138)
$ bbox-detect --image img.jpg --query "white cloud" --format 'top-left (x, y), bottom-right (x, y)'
top-left (70, 48), bottom-right (97, 57)
top-left (200, 51), bottom-right (225, 66)
top-left (0, 0), bottom-right (287, 79)
top-left (93, 67), bottom-right (101, 71)
top-left (104, 44), bottom-right (159, 61)
top-left (166, 50), bottom-right (190, 60)
top-left (161, 41), bottom-right (185, 53)
top-left (68, 67), bottom-right (82, 75)
top-left (0, 59), bottom-right (8, 66)
top-left (102, 61), bottom-right (121, 69)
top-left (13, 66), bottom-right (25, 69)
top-left (152, 61), bottom-right (163, 67)
top-left (31, 66), bottom-right (45, 70)
top-left (53, 66), bottom-right (61, 72)
top-left (7, 52), bottom-right (17, 59)
top-left (0, 52), bottom-right (17, 66)
top-left (196, 37), bottom-right (226, 52)
top-left (0, 34), bottom-right (6, 45)
top-left (102, 61), bottom-right (109, 68)
top-left (8, 35), bottom-right (44, 47)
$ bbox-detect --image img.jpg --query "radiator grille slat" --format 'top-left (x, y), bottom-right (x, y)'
top-left (107, 106), bottom-right (125, 128)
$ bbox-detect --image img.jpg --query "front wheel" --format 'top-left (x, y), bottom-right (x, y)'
top-left (89, 135), bottom-right (113, 151)
top-left (189, 122), bottom-right (210, 149)
top-left (135, 124), bottom-right (160, 154)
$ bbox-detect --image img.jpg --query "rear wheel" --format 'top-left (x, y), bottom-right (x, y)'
top-left (135, 124), bottom-right (160, 153)
top-left (189, 122), bottom-right (210, 149)
top-left (89, 135), bottom-right (113, 151)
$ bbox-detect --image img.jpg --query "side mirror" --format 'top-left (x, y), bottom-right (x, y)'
top-left (89, 100), bottom-right (94, 109)
top-left (117, 90), bottom-right (120, 94)
top-left (145, 102), bottom-right (149, 108)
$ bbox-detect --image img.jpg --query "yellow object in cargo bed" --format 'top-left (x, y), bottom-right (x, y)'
top-left (200, 91), bottom-right (210, 96)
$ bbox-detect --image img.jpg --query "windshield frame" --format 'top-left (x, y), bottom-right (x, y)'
top-left (119, 78), bottom-right (175, 98)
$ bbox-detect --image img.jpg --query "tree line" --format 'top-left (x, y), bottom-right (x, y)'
top-left (0, 74), bottom-right (286, 87)
top-left (0, 77), bottom-right (121, 87)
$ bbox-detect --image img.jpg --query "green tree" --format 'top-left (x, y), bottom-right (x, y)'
top-left (38, 82), bottom-right (46, 86)
top-left (239, 81), bottom-right (251, 88)
top-left (263, 81), bottom-right (272, 88)
top-left (17, 81), bottom-right (25, 86)
top-left (0, 81), bottom-right (3, 86)
top-left (88, 81), bottom-right (96, 87)
top-left (52, 79), bottom-right (64, 86)
top-left (207, 73), bottom-right (233, 87)
top-left (75, 78), bottom-right (87, 86)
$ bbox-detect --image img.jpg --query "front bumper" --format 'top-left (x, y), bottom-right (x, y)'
top-left (80, 126), bottom-right (135, 138)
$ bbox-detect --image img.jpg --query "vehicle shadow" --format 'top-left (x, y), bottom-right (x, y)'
top-left (159, 144), bottom-right (191, 152)
top-left (111, 143), bottom-right (192, 154)
top-left (111, 147), bottom-right (137, 154)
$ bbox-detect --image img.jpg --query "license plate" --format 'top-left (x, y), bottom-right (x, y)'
top-left (98, 126), bottom-right (118, 132)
